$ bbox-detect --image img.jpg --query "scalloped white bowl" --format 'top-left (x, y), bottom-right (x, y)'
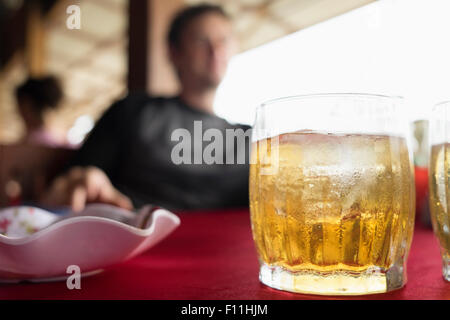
top-left (0, 204), bottom-right (180, 283)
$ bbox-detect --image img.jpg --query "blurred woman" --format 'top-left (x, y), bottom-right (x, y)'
top-left (15, 76), bottom-right (68, 147)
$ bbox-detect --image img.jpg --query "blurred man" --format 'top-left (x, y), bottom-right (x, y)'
top-left (41, 4), bottom-right (250, 211)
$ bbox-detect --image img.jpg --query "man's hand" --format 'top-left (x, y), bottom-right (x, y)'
top-left (40, 166), bottom-right (133, 212)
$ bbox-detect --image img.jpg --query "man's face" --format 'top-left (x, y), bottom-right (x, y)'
top-left (171, 13), bottom-right (236, 89)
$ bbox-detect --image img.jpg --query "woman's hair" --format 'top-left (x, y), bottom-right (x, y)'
top-left (15, 76), bottom-right (63, 113)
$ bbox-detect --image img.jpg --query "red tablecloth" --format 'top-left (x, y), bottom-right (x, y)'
top-left (0, 208), bottom-right (448, 300)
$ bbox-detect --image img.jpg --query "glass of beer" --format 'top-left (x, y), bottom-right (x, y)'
top-left (429, 101), bottom-right (450, 282)
top-left (249, 94), bottom-right (415, 295)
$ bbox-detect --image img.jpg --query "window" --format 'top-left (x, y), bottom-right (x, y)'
top-left (214, 0), bottom-right (450, 125)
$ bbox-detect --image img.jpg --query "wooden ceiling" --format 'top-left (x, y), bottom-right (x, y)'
top-left (44, 0), bottom-right (128, 129)
top-left (188, 0), bottom-right (375, 50)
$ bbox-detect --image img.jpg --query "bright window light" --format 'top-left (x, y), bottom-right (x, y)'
top-left (214, 0), bottom-right (450, 126)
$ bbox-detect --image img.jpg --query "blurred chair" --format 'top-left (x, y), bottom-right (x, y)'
top-left (0, 143), bottom-right (75, 207)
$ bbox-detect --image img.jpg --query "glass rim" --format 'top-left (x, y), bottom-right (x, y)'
top-left (432, 100), bottom-right (450, 110)
top-left (258, 93), bottom-right (404, 110)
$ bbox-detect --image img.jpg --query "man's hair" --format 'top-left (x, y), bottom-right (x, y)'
top-left (167, 3), bottom-right (230, 48)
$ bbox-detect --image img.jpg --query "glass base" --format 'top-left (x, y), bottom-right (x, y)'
top-left (443, 256), bottom-right (450, 282)
top-left (259, 263), bottom-right (405, 296)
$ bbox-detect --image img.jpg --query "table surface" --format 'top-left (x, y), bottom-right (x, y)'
top-left (0, 208), bottom-right (449, 300)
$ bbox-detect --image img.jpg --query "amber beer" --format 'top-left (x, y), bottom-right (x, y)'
top-left (429, 143), bottom-right (450, 281)
top-left (249, 131), bottom-right (415, 295)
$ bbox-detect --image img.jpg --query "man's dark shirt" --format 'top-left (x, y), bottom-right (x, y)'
top-left (71, 94), bottom-right (251, 210)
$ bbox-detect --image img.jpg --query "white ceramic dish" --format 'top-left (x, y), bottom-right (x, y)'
top-left (0, 204), bottom-right (180, 283)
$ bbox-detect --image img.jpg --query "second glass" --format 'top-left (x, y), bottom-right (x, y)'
top-left (429, 101), bottom-right (450, 282)
top-left (249, 93), bottom-right (416, 295)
